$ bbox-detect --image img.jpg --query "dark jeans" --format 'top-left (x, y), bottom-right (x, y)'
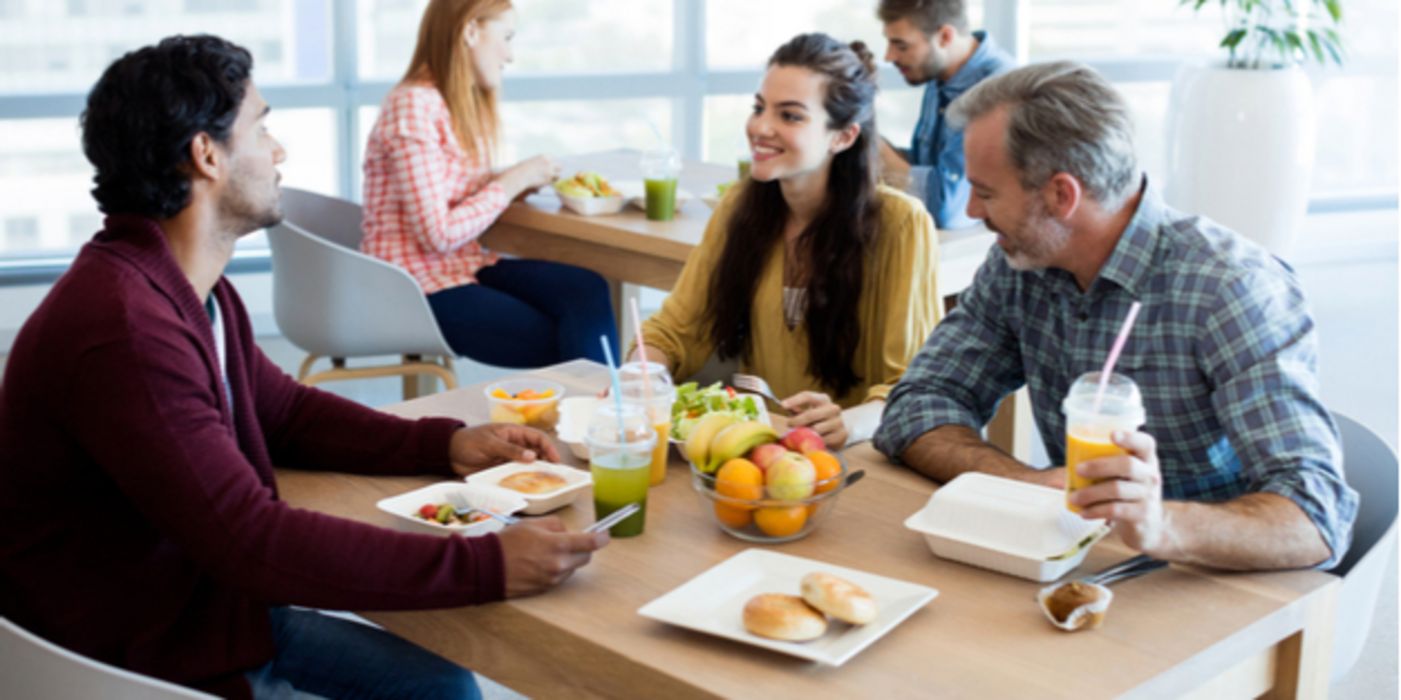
top-left (427, 259), bottom-right (619, 367)
top-left (245, 607), bottom-right (480, 700)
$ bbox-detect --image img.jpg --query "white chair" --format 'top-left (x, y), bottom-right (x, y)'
top-left (1, 616), bottom-right (215, 699)
top-left (1330, 412), bottom-right (1399, 682)
top-left (270, 187), bottom-right (458, 399)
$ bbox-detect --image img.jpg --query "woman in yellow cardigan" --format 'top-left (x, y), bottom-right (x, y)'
top-left (632, 33), bottom-right (942, 448)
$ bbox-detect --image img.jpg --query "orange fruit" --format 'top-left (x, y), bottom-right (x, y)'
top-left (754, 505), bottom-right (808, 538)
top-left (490, 388), bottom-right (512, 399)
top-left (715, 459), bottom-right (763, 507)
top-left (714, 502), bottom-right (753, 529)
top-left (806, 450), bottom-right (842, 494)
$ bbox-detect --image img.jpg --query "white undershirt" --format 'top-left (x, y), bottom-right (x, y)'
top-left (207, 297), bottom-right (231, 411)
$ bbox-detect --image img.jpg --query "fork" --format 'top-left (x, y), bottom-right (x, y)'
top-left (444, 490), bottom-right (519, 526)
top-left (730, 373), bottom-right (791, 416)
top-left (1083, 554), bottom-right (1167, 587)
top-left (585, 502), bottom-right (641, 534)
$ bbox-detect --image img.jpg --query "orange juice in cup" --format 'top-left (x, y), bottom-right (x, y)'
top-left (1062, 372), bottom-right (1144, 513)
top-left (619, 362), bottom-right (675, 486)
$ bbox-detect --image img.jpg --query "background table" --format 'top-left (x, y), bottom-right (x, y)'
top-left (277, 360), bottom-right (1338, 699)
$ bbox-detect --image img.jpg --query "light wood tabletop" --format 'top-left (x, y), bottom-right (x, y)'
top-left (277, 360), bottom-right (1338, 700)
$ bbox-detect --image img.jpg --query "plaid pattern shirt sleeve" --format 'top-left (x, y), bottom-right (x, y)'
top-left (1200, 264), bottom-right (1356, 568)
top-left (361, 85), bottom-right (505, 294)
top-left (874, 246), bottom-right (1026, 460)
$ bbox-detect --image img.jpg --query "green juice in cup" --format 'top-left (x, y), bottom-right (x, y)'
top-left (640, 148), bottom-right (681, 222)
top-left (643, 178), bottom-right (678, 221)
top-left (590, 452), bottom-right (650, 537)
top-left (586, 402), bottom-right (655, 537)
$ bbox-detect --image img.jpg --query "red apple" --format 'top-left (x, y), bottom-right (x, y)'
top-left (780, 426), bottom-right (824, 454)
top-left (747, 443), bottom-right (788, 473)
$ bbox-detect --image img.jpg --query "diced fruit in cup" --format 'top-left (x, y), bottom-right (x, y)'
top-left (489, 404), bottom-right (527, 425)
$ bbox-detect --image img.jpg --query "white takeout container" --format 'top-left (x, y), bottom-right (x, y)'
top-left (903, 472), bottom-right (1109, 582)
top-left (376, 482), bottom-right (527, 537)
top-left (559, 192), bottom-right (626, 216)
top-left (465, 461), bottom-right (592, 515)
top-left (555, 396), bottom-right (597, 459)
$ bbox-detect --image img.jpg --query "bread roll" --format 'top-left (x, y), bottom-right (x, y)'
top-left (800, 572), bottom-right (878, 625)
top-left (498, 471), bottom-right (567, 494)
top-left (742, 594), bottom-right (828, 641)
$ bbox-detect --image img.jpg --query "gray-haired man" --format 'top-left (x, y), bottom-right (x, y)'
top-left (875, 62), bottom-right (1357, 572)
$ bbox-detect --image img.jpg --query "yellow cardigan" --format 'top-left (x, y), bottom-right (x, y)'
top-left (641, 184), bottom-right (943, 408)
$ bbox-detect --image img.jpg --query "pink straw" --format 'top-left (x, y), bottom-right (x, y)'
top-left (1092, 301), bottom-right (1142, 414)
top-left (629, 297), bottom-right (653, 401)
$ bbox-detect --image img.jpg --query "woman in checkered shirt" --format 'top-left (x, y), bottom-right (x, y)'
top-left (362, 0), bottom-right (619, 367)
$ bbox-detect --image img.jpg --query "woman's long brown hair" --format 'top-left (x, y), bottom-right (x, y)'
top-left (703, 34), bottom-right (882, 399)
top-left (402, 0), bottom-right (512, 164)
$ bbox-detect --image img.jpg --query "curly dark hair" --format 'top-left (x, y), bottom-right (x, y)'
top-left (81, 35), bottom-right (253, 219)
top-left (703, 33), bottom-right (881, 399)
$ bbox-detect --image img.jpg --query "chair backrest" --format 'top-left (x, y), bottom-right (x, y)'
top-left (280, 186), bottom-right (366, 250)
top-left (0, 617), bottom-right (215, 699)
top-left (1329, 412), bottom-right (1399, 682)
top-left (267, 218), bottom-right (455, 359)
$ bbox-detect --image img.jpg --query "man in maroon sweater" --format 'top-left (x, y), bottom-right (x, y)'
top-left (0, 35), bottom-right (608, 699)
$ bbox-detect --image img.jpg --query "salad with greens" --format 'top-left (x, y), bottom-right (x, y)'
top-left (670, 381), bottom-right (762, 441)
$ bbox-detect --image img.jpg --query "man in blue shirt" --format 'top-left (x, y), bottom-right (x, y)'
top-left (875, 62), bottom-right (1357, 571)
top-left (877, 0), bottom-right (1015, 229)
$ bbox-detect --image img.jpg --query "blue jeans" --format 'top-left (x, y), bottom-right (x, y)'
top-left (245, 607), bottom-right (480, 700)
top-left (427, 259), bottom-right (619, 367)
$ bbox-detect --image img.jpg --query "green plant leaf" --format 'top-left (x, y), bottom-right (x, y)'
top-left (1306, 30), bottom-right (1326, 63)
top-left (1323, 0), bottom-right (1342, 23)
top-left (1221, 28), bottom-right (1248, 49)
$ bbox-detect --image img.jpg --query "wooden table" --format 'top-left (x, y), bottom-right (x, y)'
top-left (278, 361), bottom-right (1338, 699)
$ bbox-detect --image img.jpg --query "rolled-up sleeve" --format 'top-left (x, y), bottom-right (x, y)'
top-left (1202, 268), bottom-right (1358, 569)
top-left (875, 251), bottom-right (1025, 460)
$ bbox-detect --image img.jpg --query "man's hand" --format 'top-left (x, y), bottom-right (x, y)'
top-left (1071, 431), bottom-right (1170, 556)
top-left (781, 391), bottom-right (847, 449)
top-left (497, 517), bottom-right (609, 597)
top-left (449, 424), bottom-right (561, 476)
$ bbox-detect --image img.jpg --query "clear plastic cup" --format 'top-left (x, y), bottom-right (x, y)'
top-left (618, 361), bottom-right (676, 486)
top-left (586, 402), bottom-right (656, 537)
top-left (640, 148), bottom-right (681, 221)
top-left (1062, 372), bottom-right (1145, 513)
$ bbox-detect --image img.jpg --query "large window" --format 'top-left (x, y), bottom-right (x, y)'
top-left (0, 0), bottom-right (1394, 266)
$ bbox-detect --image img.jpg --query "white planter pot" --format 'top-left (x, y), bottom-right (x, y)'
top-left (1165, 64), bottom-right (1316, 259)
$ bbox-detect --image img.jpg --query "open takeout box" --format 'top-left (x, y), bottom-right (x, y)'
top-left (903, 473), bottom-right (1109, 582)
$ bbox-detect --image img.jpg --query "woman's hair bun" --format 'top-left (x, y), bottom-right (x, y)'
top-left (848, 40), bottom-right (878, 81)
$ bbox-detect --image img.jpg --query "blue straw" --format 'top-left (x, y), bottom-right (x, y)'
top-left (599, 336), bottom-right (626, 441)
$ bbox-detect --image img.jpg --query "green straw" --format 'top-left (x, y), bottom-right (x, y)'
top-left (600, 336), bottom-right (625, 442)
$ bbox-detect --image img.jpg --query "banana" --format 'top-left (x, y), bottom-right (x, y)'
top-left (704, 421), bottom-right (779, 474)
top-left (685, 412), bottom-right (740, 469)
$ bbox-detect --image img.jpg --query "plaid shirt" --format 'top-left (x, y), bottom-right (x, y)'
top-left (876, 180), bottom-right (1357, 568)
top-left (361, 84), bottom-right (504, 294)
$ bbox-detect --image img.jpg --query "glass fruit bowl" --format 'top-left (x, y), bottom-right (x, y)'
top-left (689, 454), bottom-right (852, 543)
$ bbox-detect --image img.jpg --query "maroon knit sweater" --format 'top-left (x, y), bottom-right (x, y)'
top-left (0, 215), bottom-right (505, 698)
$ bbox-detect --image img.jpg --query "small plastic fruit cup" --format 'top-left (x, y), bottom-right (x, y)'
top-left (485, 379), bottom-right (566, 430)
top-left (689, 458), bottom-right (849, 543)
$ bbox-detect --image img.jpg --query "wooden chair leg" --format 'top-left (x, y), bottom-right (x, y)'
top-left (296, 354), bottom-right (321, 381)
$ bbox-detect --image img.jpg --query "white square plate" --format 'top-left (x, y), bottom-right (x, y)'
top-left (464, 461), bottom-right (592, 515)
top-left (637, 549), bottom-right (938, 666)
top-left (376, 482), bottom-right (528, 537)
